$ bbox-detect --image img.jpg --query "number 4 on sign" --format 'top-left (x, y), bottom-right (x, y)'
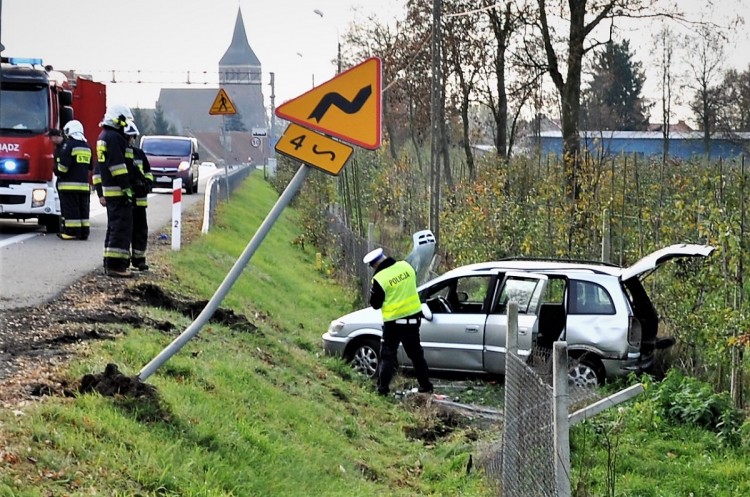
top-left (275, 123), bottom-right (353, 176)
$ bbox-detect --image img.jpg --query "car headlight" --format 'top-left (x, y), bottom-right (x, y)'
top-left (327, 320), bottom-right (345, 336)
top-left (178, 160), bottom-right (190, 171)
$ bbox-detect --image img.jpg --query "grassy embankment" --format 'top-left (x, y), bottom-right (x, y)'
top-left (0, 172), bottom-right (492, 496)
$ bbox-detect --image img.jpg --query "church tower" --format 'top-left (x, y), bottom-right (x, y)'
top-left (219, 8), bottom-right (266, 131)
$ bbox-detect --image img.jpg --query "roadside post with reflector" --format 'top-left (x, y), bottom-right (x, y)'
top-left (172, 178), bottom-right (182, 251)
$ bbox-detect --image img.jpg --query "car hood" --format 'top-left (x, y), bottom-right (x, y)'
top-left (336, 306), bottom-right (382, 326)
top-left (621, 243), bottom-right (715, 281)
top-left (147, 156), bottom-right (188, 169)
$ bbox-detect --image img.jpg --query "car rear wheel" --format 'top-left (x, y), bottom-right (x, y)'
top-left (568, 353), bottom-right (605, 389)
top-left (349, 338), bottom-right (380, 378)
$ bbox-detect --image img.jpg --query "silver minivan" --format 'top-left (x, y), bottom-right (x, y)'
top-left (322, 244), bottom-right (714, 387)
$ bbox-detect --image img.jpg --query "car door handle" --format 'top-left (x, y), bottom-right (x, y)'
top-left (519, 327), bottom-right (529, 335)
top-left (465, 326), bottom-right (479, 333)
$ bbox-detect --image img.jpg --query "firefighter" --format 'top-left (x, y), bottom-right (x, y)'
top-left (54, 120), bottom-right (93, 240)
top-left (124, 122), bottom-right (153, 271)
top-left (93, 104), bottom-right (135, 278)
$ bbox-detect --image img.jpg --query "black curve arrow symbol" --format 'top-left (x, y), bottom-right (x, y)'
top-left (308, 85), bottom-right (372, 122)
top-left (312, 145), bottom-right (336, 161)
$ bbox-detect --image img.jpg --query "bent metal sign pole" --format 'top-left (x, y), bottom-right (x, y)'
top-left (138, 164), bottom-right (311, 381)
top-left (137, 57), bottom-right (381, 382)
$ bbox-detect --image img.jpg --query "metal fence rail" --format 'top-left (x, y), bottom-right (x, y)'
top-left (201, 165), bottom-right (253, 234)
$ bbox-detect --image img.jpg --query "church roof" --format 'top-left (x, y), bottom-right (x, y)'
top-left (219, 7), bottom-right (261, 67)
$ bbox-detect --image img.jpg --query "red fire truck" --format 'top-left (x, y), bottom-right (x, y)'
top-left (0, 57), bottom-right (106, 232)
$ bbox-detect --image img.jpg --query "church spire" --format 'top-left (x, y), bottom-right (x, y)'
top-left (219, 7), bottom-right (261, 67)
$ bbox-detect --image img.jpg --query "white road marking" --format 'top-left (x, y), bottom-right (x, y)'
top-left (0, 232), bottom-right (39, 249)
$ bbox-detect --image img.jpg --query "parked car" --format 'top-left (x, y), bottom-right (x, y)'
top-left (323, 244), bottom-right (714, 387)
top-left (140, 135), bottom-right (200, 194)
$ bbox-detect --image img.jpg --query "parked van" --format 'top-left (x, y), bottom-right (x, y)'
top-left (140, 135), bottom-right (200, 194)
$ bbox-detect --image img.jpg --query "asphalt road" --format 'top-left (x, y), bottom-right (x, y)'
top-left (0, 166), bottom-right (220, 310)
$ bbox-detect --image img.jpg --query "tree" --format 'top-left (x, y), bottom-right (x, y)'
top-left (223, 112), bottom-right (247, 132)
top-left (716, 66), bottom-right (750, 132)
top-left (152, 104), bottom-right (175, 135)
top-left (653, 24), bottom-right (677, 163)
top-left (131, 107), bottom-right (153, 136)
top-left (536, 0), bottom-right (673, 198)
top-left (582, 39), bottom-right (650, 131)
top-left (684, 24), bottom-right (727, 156)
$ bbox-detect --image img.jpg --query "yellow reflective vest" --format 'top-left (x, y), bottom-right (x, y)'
top-left (373, 260), bottom-right (421, 321)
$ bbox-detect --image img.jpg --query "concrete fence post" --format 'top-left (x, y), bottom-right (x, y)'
top-left (553, 341), bottom-right (571, 497)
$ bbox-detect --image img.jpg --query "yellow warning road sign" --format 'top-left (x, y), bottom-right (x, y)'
top-left (275, 57), bottom-right (381, 150)
top-left (209, 88), bottom-right (237, 115)
top-left (275, 123), bottom-right (353, 176)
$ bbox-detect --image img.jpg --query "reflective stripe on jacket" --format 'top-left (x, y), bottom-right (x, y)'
top-left (372, 260), bottom-right (421, 321)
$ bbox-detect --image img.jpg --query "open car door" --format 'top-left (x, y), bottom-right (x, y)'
top-left (483, 272), bottom-right (548, 374)
top-left (620, 244), bottom-right (714, 282)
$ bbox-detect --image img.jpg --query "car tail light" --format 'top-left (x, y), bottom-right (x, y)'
top-left (628, 316), bottom-right (642, 348)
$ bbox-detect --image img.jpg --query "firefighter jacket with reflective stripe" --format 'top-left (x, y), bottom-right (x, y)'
top-left (126, 146), bottom-right (153, 207)
top-left (55, 138), bottom-right (92, 191)
top-left (372, 260), bottom-right (422, 322)
top-left (93, 127), bottom-right (131, 198)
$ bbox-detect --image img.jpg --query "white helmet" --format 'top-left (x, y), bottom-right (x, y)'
top-left (102, 103), bottom-right (134, 129)
top-left (63, 119), bottom-right (86, 141)
top-left (124, 121), bottom-right (139, 137)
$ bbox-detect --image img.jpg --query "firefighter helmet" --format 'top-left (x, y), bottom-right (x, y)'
top-left (102, 103), bottom-right (134, 129)
top-left (63, 119), bottom-right (85, 141)
top-left (124, 122), bottom-right (139, 137)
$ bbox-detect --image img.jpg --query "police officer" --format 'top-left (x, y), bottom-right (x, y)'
top-left (364, 247), bottom-right (433, 396)
top-left (93, 104), bottom-right (135, 278)
top-left (55, 120), bottom-right (93, 240)
top-left (124, 122), bottom-right (153, 271)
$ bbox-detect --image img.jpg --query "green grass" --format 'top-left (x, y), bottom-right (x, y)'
top-left (2, 172), bottom-right (749, 496)
top-left (0, 172), bottom-right (491, 497)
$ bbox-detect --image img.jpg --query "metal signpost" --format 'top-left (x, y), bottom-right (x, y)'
top-left (138, 58), bottom-right (383, 381)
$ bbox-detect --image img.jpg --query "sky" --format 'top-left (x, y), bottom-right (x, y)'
top-left (0, 0), bottom-right (400, 111)
top-left (2, 0), bottom-right (749, 127)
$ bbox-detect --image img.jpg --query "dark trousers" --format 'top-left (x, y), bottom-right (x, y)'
top-left (103, 197), bottom-right (133, 271)
top-left (131, 205), bottom-right (148, 266)
top-left (377, 319), bottom-right (432, 394)
top-left (59, 191), bottom-right (91, 239)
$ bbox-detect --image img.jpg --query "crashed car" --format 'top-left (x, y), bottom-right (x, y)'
top-left (322, 244), bottom-right (714, 387)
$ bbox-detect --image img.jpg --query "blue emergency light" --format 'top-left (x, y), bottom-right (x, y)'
top-left (7, 57), bottom-right (43, 66)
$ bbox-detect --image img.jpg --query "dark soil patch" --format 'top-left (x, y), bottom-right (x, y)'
top-left (122, 283), bottom-right (258, 333)
top-left (78, 363), bottom-right (158, 399)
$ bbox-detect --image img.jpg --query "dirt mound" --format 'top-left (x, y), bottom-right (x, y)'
top-left (79, 363), bottom-right (158, 399)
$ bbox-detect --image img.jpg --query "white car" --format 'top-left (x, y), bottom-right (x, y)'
top-left (323, 244), bottom-right (714, 387)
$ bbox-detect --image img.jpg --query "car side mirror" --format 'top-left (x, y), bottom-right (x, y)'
top-left (457, 291), bottom-right (469, 302)
top-left (192, 152), bottom-right (199, 161)
top-left (421, 303), bottom-right (433, 321)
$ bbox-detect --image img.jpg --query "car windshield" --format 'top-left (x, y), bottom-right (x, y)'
top-left (142, 139), bottom-right (191, 157)
top-left (0, 84), bottom-right (49, 133)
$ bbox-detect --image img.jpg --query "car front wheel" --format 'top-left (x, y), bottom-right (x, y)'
top-left (349, 338), bottom-right (380, 378)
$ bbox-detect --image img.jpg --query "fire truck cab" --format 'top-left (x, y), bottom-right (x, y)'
top-left (0, 57), bottom-right (105, 232)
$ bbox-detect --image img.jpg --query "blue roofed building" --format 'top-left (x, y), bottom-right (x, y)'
top-left (536, 129), bottom-right (750, 160)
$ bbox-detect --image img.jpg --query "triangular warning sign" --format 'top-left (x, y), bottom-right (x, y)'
top-left (209, 88), bottom-right (237, 115)
top-left (275, 57), bottom-right (382, 150)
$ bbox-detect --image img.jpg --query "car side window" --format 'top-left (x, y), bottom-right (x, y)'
top-left (453, 275), bottom-right (492, 314)
top-left (492, 277), bottom-right (542, 315)
top-left (421, 275), bottom-right (491, 314)
top-left (569, 280), bottom-right (615, 315)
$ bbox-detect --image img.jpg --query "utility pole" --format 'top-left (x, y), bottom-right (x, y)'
top-left (429, 0), bottom-right (442, 244)
top-left (269, 72), bottom-right (276, 158)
